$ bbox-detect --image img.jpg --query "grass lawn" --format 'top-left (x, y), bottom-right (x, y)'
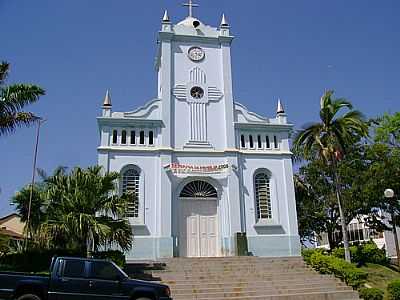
top-left (361, 263), bottom-right (400, 290)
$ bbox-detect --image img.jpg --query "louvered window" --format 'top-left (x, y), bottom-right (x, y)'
top-left (255, 173), bottom-right (272, 220)
top-left (122, 169), bottom-right (140, 218)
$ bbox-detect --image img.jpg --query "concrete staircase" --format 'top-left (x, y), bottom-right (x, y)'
top-left (153, 257), bottom-right (359, 300)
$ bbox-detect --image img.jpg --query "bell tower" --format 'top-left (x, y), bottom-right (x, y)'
top-left (156, 5), bottom-right (235, 150)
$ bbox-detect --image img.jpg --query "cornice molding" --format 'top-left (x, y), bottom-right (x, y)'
top-left (97, 146), bottom-right (292, 156)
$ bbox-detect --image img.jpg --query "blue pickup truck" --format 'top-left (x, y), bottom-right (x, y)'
top-left (0, 256), bottom-right (172, 300)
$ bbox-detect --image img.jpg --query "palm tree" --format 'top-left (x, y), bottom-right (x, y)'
top-left (0, 61), bottom-right (45, 136)
top-left (293, 91), bottom-right (368, 262)
top-left (12, 183), bottom-right (47, 243)
top-left (40, 166), bottom-right (133, 256)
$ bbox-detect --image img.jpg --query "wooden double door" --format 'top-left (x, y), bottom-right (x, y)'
top-left (179, 198), bottom-right (219, 257)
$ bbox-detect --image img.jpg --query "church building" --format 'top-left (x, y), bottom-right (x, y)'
top-left (97, 4), bottom-right (300, 260)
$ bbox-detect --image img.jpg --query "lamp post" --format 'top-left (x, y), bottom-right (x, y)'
top-left (384, 188), bottom-right (400, 267)
top-left (24, 118), bottom-right (46, 251)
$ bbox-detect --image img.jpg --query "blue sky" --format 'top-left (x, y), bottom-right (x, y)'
top-left (1, 0), bottom-right (399, 215)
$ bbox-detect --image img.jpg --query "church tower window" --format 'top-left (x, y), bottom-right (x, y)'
top-left (121, 130), bottom-right (127, 144)
top-left (139, 131), bottom-right (145, 145)
top-left (249, 135), bottom-right (254, 148)
top-left (257, 135), bottom-right (262, 149)
top-left (255, 172), bottom-right (272, 220)
top-left (149, 131), bottom-right (154, 145)
top-left (130, 130), bottom-right (136, 144)
top-left (112, 130), bottom-right (118, 144)
top-left (240, 135), bottom-right (245, 148)
top-left (122, 168), bottom-right (140, 218)
top-left (274, 135), bottom-right (278, 149)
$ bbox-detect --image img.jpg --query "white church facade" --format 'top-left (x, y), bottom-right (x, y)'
top-left (97, 6), bottom-right (300, 260)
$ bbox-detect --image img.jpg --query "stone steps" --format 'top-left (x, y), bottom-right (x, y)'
top-left (168, 281), bottom-right (347, 290)
top-left (151, 257), bottom-right (359, 300)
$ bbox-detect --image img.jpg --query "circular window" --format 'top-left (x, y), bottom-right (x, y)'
top-left (190, 86), bottom-right (204, 99)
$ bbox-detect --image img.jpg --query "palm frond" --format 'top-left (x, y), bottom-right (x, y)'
top-left (0, 84), bottom-right (45, 114)
top-left (0, 111), bottom-right (40, 136)
top-left (0, 62), bottom-right (10, 85)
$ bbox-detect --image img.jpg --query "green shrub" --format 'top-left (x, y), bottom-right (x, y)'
top-left (388, 279), bottom-right (400, 300)
top-left (309, 251), bottom-right (367, 288)
top-left (93, 250), bottom-right (126, 268)
top-left (361, 242), bottom-right (388, 265)
top-left (359, 288), bottom-right (384, 300)
top-left (302, 248), bottom-right (326, 264)
top-left (332, 242), bottom-right (388, 266)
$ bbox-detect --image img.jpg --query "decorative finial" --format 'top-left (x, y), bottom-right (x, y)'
top-left (182, 0), bottom-right (199, 17)
top-left (221, 14), bottom-right (229, 27)
top-left (277, 98), bottom-right (285, 114)
top-left (103, 89), bottom-right (112, 107)
top-left (162, 9), bottom-right (170, 22)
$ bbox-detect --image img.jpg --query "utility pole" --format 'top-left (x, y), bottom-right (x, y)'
top-left (24, 118), bottom-right (45, 251)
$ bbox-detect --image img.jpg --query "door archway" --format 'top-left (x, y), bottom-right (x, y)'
top-left (179, 180), bottom-right (219, 257)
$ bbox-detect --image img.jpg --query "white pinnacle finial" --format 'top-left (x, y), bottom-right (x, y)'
top-left (163, 9), bottom-right (170, 22)
top-left (277, 98), bottom-right (285, 114)
top-left (103, 89), bottom-right (112, 107)
top-left (221, 14), bottom-right (229, 26)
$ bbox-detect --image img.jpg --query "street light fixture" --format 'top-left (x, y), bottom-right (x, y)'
top-left (384, 188), bottom-right (400, 267)
top-left (385, 189), bottom-right (395, 199)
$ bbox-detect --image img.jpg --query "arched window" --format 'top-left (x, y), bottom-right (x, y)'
top-left (139, 131), bottom-right (145, 145)
top-left (240, 135), bottom-right (245, 148)
top-left (274, 135), bottom-right (278, 149)
top-left (121, 130), bottom-right (127, 144)
top-left (112, 130), bottom-right (118, 144)
top-left (149, 131), bottom-right (154, 145)
top-left (249, 135), bottom-right (254, 148)
top-left (122, 169), bottom-right (140, 218)
top-left (266, 135), bottom-right (270, 148)
top-left (254, 172), bottom-right (272, 220)
top-left (180, 180), bottom-right (217, 198)
top-left (257, 135), bottom-right (262, 149)
top-left (130, 130), bottom-right (136, 144)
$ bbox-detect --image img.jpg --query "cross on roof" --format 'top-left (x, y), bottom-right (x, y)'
top-left (182, 0), bottom-right (199, 17)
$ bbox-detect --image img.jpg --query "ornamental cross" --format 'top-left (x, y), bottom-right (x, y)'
top-left (182, 0), bottom-right (199, 17)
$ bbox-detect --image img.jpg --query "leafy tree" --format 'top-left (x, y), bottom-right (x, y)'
top-left (295, 161), bottom-right (337, 247)
top-left (374, 112), bottom-right (400, 147)
top-left (358, 113), bottom-right (400, 265)
top-left (360, 143), bottom-right (400, 265)
top-left (295, 144), bottom-right (369, 249)
top-left (293, 91), bottom-right (368, 262)
top-left (0, 61), bottom-right (45, 136)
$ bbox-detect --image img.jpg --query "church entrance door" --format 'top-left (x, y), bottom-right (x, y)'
top-left (179, 180), bottom-right (219, 257)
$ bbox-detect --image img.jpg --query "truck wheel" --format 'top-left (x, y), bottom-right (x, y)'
top-left (16, 295), bottom-right (42, 300)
